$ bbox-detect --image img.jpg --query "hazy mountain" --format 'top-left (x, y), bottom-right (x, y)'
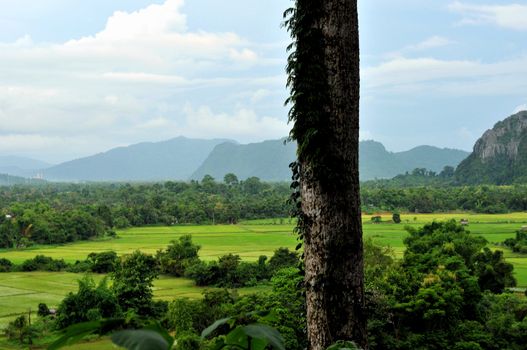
top-left (192, 139), bottom-right (470, 182)
top-left (349, 141), bottom-right (469, 180)
top-left (43, 137), bottom-right (231, 181)
top-left (191, 138), bottom-right (296, 181)
top-left (456, 111), bottom-right (527, 184)
top-left (0, 156), bottom-right (51, 178)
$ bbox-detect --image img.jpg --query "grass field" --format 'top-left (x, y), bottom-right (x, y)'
top-left (0, 272), bottom-right (267, 331)
top-left (0, 212), bottom-right (526, 339)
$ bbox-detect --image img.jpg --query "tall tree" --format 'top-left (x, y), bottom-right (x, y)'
top-left (285, 0), bottom-right (367, 349)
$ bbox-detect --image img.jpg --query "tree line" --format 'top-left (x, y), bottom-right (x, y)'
top-left (3, 176), bottom-right (527, 248)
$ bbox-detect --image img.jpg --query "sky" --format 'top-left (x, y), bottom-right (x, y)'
top-left (0, 0), bottom-right (526, 163)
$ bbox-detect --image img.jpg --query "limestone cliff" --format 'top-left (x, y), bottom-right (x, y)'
top-left (456, 111), bottom-right (527, 184)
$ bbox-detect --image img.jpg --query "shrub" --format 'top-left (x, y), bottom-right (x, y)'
top-left (175, 332), bottom-right (202, 350)
top-left (157, 235), bottom-right (201, 277)
top-left (56, 276), bottom-right (121, 329)
top-left (20, 255), bottom-right (67, 272)
top-left (0, 258), bottom-right (13, 272)
top-left (112, 250), bottom-right (159, 315)
top-left (37, 303), bottom-right (50, 317)
top-left (268, 248), bottom-right (299, 273)
top-left (87, 251), bottom-right (119, 273)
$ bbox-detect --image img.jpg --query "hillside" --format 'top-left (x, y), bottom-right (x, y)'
top-left (192, 139), bottom-right (469, 181)
top-left (456, 111), bottom-right (527, 184)
top-left (43, 137), bottom-right (230, 181)
top-left (191, 139), bottom-right (297, 181)
top-left (0, 156), bottom-right (51, 178)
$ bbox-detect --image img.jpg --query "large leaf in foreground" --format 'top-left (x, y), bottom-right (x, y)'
top-left (111, 329), bottom-right (170, 350)
top-left (242, 324), bottom-right (285, 350)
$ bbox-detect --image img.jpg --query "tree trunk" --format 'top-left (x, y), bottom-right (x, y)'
top-left (293, 0), bottom-right (367, 349)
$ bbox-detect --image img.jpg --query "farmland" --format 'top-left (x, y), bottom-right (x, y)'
top-left (0, 212), bottom-right (526, 344)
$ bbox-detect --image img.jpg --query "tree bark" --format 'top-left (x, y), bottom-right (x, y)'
top-left (298, 1), bottom-right (367, 349)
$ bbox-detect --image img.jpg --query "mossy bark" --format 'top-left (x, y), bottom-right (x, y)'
top-left (288, 0), bottom-right (367, 349)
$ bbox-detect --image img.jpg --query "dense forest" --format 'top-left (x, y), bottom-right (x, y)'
top-left (3, 174), bottom-right (527, 248)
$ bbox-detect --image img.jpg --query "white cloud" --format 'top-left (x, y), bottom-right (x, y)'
top-left (0, 0), bottom-right (287, 161)
top-left (362, 55), bottom-right (527, 97)
top-left (96, 0), bottom-right (187, 40)
top-left (384, 36), bottom-right (454, 60)
top-left (182, 105), bottom-right (289, 142)
top-left (449, 2), bottom-right (527, 30)
top-left (406, 36), bottom-right (453, 51)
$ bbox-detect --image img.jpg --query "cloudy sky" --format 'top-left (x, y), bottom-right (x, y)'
top-left (0, 0), bottom-right (526, 163)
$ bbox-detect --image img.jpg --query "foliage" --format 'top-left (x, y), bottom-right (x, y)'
top-left (4, 315), bottom-right (33, 344)
top-left (157, 235), bottom-right (201, 276)
top-left (268, 248), bottom-right (299, 273)
top-left (503, 229), bottom-right (527, 254)
top-left (87, 251), bottom-right (119, 273)
top-left (112, 250), bottom-right (159, 315)
top-left (38, 303), bottom-right (51, 317)
top-left (56, 276), bottom-right (121, 329)
top-left (20, 255), bottom-right (68, 272)
top-left (371, 216), bottom-right (382, 224)
top-left (184, 247), bottom-right (298, 288)
top-left (364, 221), bottom-right (522, 349)
top-left (201, 315), bottom-right (285, 350)
top-left (0, 257), bottom-right (13, 272)
top-left (0, 180), bottom-right (292, 249)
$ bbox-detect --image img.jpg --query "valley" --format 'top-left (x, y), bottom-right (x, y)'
top-left (1, 213), bottom-right (525, 335)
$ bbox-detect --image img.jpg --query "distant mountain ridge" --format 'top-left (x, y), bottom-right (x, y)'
top-left (191, 138), bottom-right (296, 181)
top-left (43, 137), bottom-right (231, 181)
top-left (456, 111), bottom-right (527, 184)
top-left (192, 139), bottom-right (469, 182)
top-left (1, 137), bottom-right (469, 183)
top-left (360, 141), bottom-right (469, 180)
top-left (0, 156), bottom-right (51, 178)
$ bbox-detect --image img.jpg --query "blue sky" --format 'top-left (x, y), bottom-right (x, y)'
top-left (0, 0), bottom-right (526, 162)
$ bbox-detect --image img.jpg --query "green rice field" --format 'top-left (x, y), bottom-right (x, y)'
top-left (0, 212), bottom-right (526, 337)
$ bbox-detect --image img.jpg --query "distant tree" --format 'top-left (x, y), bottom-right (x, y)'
top-left (201, 175), bottom-right (215, 185)
top-left (392, 213), bottom-right (401, 224)
top-left (223, 173), bottom-right (239, 186)
top-left (87, 251), bottom-right (119, 273)
top-left (268, 248), bottom-right (299, 273)
top-left (56, 276), bottom-right (121, 328)
top-left (242, 177), bottom-right (263, 194)
top-left (473, 248), bottom-right (516, 293)
top-left (112, 250), bottom-right (159, 315)
top-left (37, 303), bottom-right (50, 317)
top-left (439, 165), bottom-right (455, 178)
top-left (371, 215), bottom-right (382, 224)
top-left (157, 235), bottom-right (201, 276)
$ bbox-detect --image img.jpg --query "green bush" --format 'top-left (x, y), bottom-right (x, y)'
top-left (56, 276), bottom-right (121, 329)
top-left (0, 257), bottom-right (13, 272)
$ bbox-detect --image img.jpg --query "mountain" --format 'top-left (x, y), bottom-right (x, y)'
top-left (0, 156), bottom-right (51, 178)
top-left (191, 139), bottom-right (469, 182)
top-left (394, 145), bottom-right (469, 176)
top-left (191, 138), bottom-right (296, 181)
top-left (43, 137), bottom-right (231, 181)
top-left (455, 111), bottom-right (527, 184)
